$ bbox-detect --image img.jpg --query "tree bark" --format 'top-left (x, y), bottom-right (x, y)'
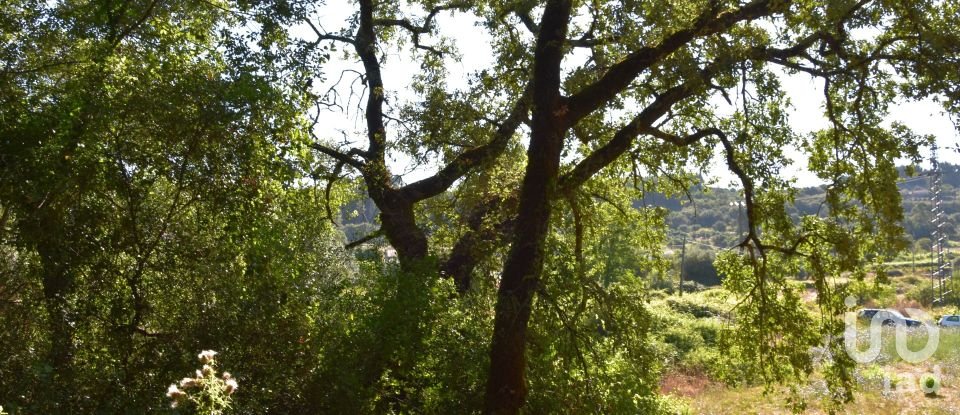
top-left (34, 229), bottom-right (76, 410)
top-left (442, 196), bottom-right (516, 293)
top-left (313, 0), bottom-right (530, 271)
top-left (350, 0), bottom-right (431, 268)
top-left (484, 1), bottom-right (571, 413)
top-left (376, 192), bottom-right (429, 267)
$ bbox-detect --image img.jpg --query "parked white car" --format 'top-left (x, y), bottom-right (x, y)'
top-left (857, 308), bottom-right (923, 327)
top-left (938, 315), bottom-right (960, 327)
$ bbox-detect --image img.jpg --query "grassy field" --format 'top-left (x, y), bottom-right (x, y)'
top-left (677, 380), bottom-right (960, 414)
top-left (658, 270), bottom-right (960, 414)
top-left (664, 334), bottom-right (960, 414)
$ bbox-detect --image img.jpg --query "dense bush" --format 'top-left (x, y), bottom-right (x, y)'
top-left (848, 280), bottom-right (898, 307)
top-left (682, 247), bottom-right (722, 287)
top-left (647, 290), bottom-right (740, 382)
top-left (906, 284), bottom-right (937, 307)
top-left (664, 294), bottom-right (727, 319)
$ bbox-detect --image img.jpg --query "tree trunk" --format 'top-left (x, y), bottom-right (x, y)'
top-left (484, 1), bottom-right (571, 413)
top-left (36, 239), bottom-right (75, 410)
top-left (443, 196), bottom-right (516, 293)
top-left (377, 196), bottom-right (429, 268)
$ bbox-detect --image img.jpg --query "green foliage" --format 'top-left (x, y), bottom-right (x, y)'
top-left (302, 260), bottom-right (496, 413)
top-left (3, 0), bottom-right (960, 413)
top-left (0, 0), bottom-right (339, 412)
top-left (716, 252), bottom-right (822, 387)
top-left (525, 269), bottom-right (666, 412)
top-left (647, 290), bottom-right (749, 383)
top-left (849, 279), bottom-right (898, 308)
top-left (682, 247), bottom-right (722, 286)
top-left (905, 284), bottom-right (937, 307)
top-left (664, 295), bottom-right (726, 318)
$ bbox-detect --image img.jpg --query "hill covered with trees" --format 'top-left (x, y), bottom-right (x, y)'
top-left (340, 162), bottom-right (960, 288)
top-left (658, 163), bottom-right (960, 286)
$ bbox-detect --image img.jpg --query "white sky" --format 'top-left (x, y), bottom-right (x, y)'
top-left (303, 6), bottom-right (960, 189)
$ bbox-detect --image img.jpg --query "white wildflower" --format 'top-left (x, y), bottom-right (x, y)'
top-left (179, 377), bottom-right (198, 388)
top-left (224, 378), bottom-right (239, 395)
top-left (166, 384), bottom-right (186, 400)
top-left (198, 350), bottom-right (218, 364)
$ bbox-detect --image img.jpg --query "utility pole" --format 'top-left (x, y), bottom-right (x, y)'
top-left (912, 243), bottom-right (916, 275)
top-left (737, 201), bottom-right (744, 239)
top-left (678, 235), bottom-right (686, 297)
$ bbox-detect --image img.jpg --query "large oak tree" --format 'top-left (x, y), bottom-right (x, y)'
top-left (294, 0), bottom-right (960, 413)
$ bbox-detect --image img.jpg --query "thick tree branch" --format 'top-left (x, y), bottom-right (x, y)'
top-left (356, 0), bottom-right (389, 165)
top-left (515, 9), bottom-right (615, 47)
top-left (558, 79), bottom-right (703, 194)
top-left (485, 0), bottom-right (573, 411)
top-left (515, 10), bottom-right (539, 34)
top-left (324, 161), bottom-right (345, 226)
top-left (566, 194), bottom-right (585, 278)
top-left (399, 84), bottom-right (532, 202)
top-left (715, 131), bottom-right (761, 250)
top-left (558, 27), bottom-right (841, 194)
top-left (375, 2), bottom-right (470, 33)
top-left (564, 0), bottom-right (779, 125)
top-left (375, 2), bottom-right (471, 55)
top-left (304, 18), bottom-right (356, 45)
top-left (762, 31), bottom-right (830, 60)
top-left (442, 195), bottom-right (517, 293)
top-left (345, 228), bottom-right (384, 249)
top-left (641, 126), bottom-right (726, 147)
top-left (310, 142), bottom-right (365, 169)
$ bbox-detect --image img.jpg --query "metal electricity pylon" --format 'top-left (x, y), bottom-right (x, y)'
top-left (930, 143), bottom-right (953, 305)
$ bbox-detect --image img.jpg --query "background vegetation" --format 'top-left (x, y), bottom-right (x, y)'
top-left (2, 0), bottom-right (960, 414)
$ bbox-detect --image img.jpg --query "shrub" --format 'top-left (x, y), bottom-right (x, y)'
top-left (664, 296), bottom-right (725, 318)
top-left (682, 347), bottom-right (723, 374)
top-left (663, 326), bottom-right (705, 354)
top-left (885, 269), bottom-right (904, 277)
top-left (849, 280), bottom-right (897, 307)
top-left (680, 280), bottom-right (707, 293)
top-left (854, 364), bottom-right (888, 390)
top-left (902, 275), bottom-right (920, 285)
top-left (649, 275), bottom-right (678, 293)
top-left (682, 248), bottom-right (722, 286)
top-left (693, 319), bottom-right (721, 346)
top-left (906, 284), bottom-right (936, 307)
top-left (647, 289), bottom-right (670, 300)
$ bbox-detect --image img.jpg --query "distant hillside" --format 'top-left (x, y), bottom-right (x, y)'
top-left (339, 194), bottom-right (380, 242)
top-left (658, 163), bottom-right (960, 252)
top-left (337, 164), bottom-right (960, 255)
